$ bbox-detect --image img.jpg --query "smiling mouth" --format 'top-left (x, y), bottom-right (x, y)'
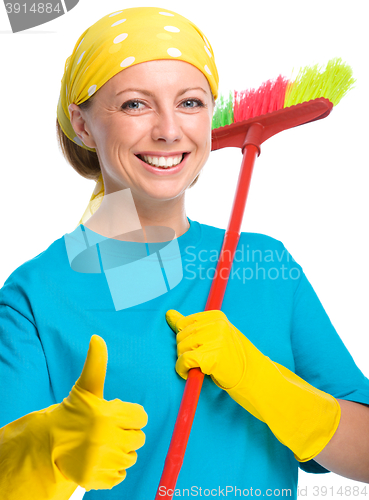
top-left (136, 153), bottom-right (187, 169)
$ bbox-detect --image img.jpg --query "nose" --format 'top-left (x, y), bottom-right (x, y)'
top-left (151, 109), bottom-right (183, 144)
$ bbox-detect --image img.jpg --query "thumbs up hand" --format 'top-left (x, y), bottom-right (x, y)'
top-left (50, 335), bottom-right (148, 491)
top-left (0, 335), bottom-right (148, 499)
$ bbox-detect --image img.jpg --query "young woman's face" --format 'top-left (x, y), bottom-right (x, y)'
top-left (69, 60), bottom-right (214, 202)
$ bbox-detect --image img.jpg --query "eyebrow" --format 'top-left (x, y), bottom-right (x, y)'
top-left (116, 87), bottom-right (208, 97)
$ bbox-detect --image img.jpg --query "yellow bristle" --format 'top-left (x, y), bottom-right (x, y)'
top-left (284, 57), bottom-right (355, 108)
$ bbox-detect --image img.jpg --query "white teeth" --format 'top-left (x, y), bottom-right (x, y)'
top-left (141, 154), bottom-right (183, 168)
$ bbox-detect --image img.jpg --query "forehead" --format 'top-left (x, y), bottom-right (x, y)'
top-left (102, 59), bottom-right (211, 93)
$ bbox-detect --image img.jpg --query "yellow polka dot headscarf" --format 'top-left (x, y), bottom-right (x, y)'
top-left (57, 6), bottom-right (219, 225)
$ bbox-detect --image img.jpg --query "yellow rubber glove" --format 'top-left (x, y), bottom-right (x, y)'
top-left (0, 335), bottom-right (148, 499)
top-left (166, 309), bottom-right (341, 463)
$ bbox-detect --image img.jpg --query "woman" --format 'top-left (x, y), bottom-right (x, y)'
top-left (1, 6), bottom-right (369, 500)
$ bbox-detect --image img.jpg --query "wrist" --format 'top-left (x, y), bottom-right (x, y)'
top-left (0, 406), bottom-right (78, 500)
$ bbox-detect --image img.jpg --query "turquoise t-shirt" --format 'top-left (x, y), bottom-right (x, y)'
top-left (1, 218), bottom-right (369, 499)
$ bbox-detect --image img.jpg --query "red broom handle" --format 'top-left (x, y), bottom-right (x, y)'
top-left (155, 143), bottom-right (259, 499)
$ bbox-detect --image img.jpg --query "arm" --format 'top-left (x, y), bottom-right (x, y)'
top-left (166, 308), bottom-right (369, 483)
top-left (0, 335), bottom-right (148, 499)
top-left (314, 399), bottom-right (369, 483)
top-left (0, 278), bottom-right (147, 498)
top-left (0, 278), bottom-right (78, 499)
top-left (0, 285), bottom-right (56, 427)
top-left (289, 261), bottom-right (369, 481)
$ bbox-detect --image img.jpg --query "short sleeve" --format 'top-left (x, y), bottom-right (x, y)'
top-left (0, 274), bottom-right (56, 428)
top-left (288, 251), bottom-right (369, 473)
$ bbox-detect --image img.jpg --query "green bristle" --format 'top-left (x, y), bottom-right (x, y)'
top-left (212, 90), bottom-right (234, 129)
top-left (284, 57), bottom-right (355, 108)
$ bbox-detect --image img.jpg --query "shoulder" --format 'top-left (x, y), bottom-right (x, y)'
top-left (239, 230), bottom-right (285, 249)
top-left (1, 233), bottom-right (68, 300)
top-left (194, 220), bottom-right (300, 268)
top-left (0, 232), bottom-right (68, 325)
top-left (195, 219), bottom-right (286, 250)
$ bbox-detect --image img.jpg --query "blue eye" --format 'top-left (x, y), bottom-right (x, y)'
top-left (121, 100), bottom-right (145, 111)
top-left (181, 99), bottom-right (204, 108)
top-left (121, 98), bottom-right (205, 111)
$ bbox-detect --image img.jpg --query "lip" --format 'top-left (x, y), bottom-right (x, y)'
top-left (135, 152), bottom-right (189, 176)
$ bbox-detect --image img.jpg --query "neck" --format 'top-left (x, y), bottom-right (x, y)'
top-left (83, 187), bottom-right (190, 241)
top-left (134, 191), bottom-right (189, 237)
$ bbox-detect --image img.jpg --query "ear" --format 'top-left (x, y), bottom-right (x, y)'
top-left (68, 103), bottom-right (97, 149)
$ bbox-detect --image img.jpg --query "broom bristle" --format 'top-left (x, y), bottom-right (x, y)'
top-left (212, 90), bottom-right (234, 129)
top-left (211, 58), bottom-right (355, 130)
top-left (234, 75), bottom-right (289, 123)
top-left (284, 57), bottom-right (355, 108)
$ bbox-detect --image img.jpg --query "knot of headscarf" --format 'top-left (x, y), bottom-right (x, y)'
top-left (56, 6), bottom-right (219, 225)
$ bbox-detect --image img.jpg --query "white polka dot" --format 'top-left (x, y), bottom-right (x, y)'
top-left (159, 12), bottom-right (174, 16)
top-left (109, 10), bottom-right (123, 17)
top-left (120, 56), bottom-right (135, 67)
top-left (73, 136), bottom-right (84, 147)
top-left (111, 19), bottom-right (126, 27)
top-left (204, 46), bottom-right (212, 58)
top-left (88, 85), bottom-right (97, 97)
top-left (77, 51), bottom-right (85, 65)
top-left (204, 65), bottom-right (212, 75)
top-left (203, 36), bottom-right (210, 49)
top-left (114, 33), bottom-right (128, 43)
top-left (167, 47), bottom-right (182, 57)
top-left (76, 37), bottom-right (84, 51)
top-left (164, 26), bottom-right (180, 33)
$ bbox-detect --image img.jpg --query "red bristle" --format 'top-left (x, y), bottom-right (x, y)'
top-left (274, 75), bottom-right (289, 110)
top-left (259, 81), bottom-right (272, 116)
top-left (234, 75), bottom-right (290, 123)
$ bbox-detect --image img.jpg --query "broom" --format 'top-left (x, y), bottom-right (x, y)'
top-left (155, 57), bottom-right (355, 499)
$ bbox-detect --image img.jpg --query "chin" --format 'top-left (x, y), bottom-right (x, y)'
top-left (144, 187), bottom-right (185, 201)
top-left (138, 178), bottom-right (193, 201)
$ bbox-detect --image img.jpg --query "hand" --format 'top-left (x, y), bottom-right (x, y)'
top-left (166, 309), bottom-right (246, 390)
top-left (166, 309), bottom-right (340, 463)
top-left (0, 335), bottom-right (148, 499)
top-left (52, 335), bottom-right (148, 491)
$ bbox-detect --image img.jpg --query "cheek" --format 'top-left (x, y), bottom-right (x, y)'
top-left (200, 118), bottom-right (213, 153)
top-left (93, 117), bottom-right (134, 152)
top-left (188, 113), bottom-right (212, 144)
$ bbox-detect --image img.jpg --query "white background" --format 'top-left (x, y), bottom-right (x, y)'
top-left (0, 1), bottom-right (368, 499)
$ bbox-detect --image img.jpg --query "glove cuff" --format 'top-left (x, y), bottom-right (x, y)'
top-left (225, 332), bottom-right (341, 462)
top-left (0, 406), bottom-right (77, 500)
